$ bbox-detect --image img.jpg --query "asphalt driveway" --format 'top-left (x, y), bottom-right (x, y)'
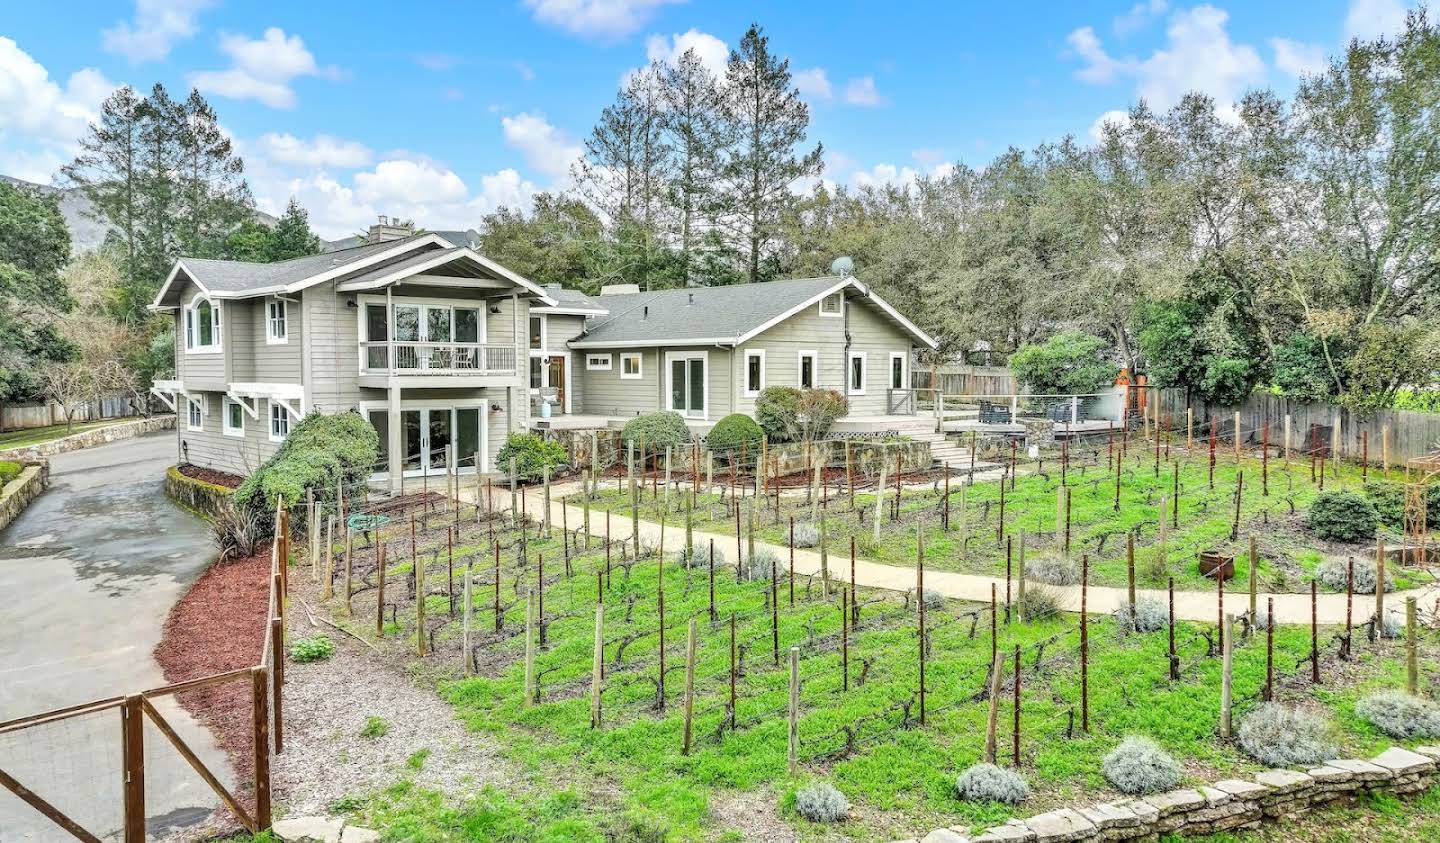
top-left (0, 431), bottom-right (232, 841)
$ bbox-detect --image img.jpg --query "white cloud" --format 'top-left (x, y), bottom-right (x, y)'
top-left (793, 68), bottom-right (833, 101)
top-left (1344, 0), bottom-right (1409, 42)
top-left (354, 159), bottom-right (468, 204)
top-left (501, 112), bottom-right (582, 180)
top-left (0, 38), bottom-right (118, 183)
top-left (843, 75), bottom-right (884, 107)
top-left (191, 28), bottom-right (339, 109)
top-left (256, 133), bottom-right (372, 169)
top-left (1088, 109), bottom-right (1132, 142)
top-left (102, 0), bottom-right (213, 63)
top-left (851, 161), bottom-right (953, 190)
top-left (1067, 5), bottom-right (1264, 111)
top-left (1270, 37), bottom-right (1328, 77)
top-left (524, 0), bottom-right (686, 41)
top-left (642, 29), bottom-right (728, 76)
top-left (1113, 0), bottom-right (1168, 36)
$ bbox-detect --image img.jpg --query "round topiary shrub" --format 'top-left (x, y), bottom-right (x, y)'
top-left (1027, 557), bottom-right (1079, 586)
top-left (706, 413), bottom-right (763, 465)
top-left (1356, 692), bottom-right (1440, 739)
top-left (621, 411), bottom-right (690, 450)
top-left (1315, 556), bottom-right (1394, 594)
top-left (494, 433), bottom-right (568, 482)
top-left (920, 588), bottom-right (946, 610)
top-left (1114, 597), bottom-right (1168, 633)
top-left (673, 543), bottom-right (726, 570)
top-left (1362, 481), bottom-right (1407, 526)
top-left (1309, 491), bottom-right (1379, 543)
top-left (792, 522), bottom-right (821, 548)
top-left (1237, 704), bottom-right (1336, 766)
top-left (955, 763), bottom-right (1029, 804)
top-left (793, 781), bottom-right (849, 823)
top-left (1101, 736), bottom-right (1180, 795)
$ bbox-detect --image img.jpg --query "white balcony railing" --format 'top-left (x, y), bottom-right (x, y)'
top-left (361, 341), bottom-right (518, 376)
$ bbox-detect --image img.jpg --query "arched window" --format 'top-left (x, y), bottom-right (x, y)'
top-left (185, 293), bottom-right (222, 352)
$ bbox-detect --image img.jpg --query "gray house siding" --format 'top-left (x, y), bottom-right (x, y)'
top-left (173, 279), bottom-right (227, 390)
top-left (253, 297), bottom-right (304, 384)
top-left (177, 390), bottom-right (284, 476)
top-left (577, 348), bottom-right (659, 417)
top-left (306, 282), bottom-right (361, 413)
top-left (842, 297), bottom-right (912, 415)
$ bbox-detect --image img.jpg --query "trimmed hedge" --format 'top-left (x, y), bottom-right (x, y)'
top-left (621, 411), bottom-right (689, 449)
top-left (0, 460), bottom-right (21, 486)
top-left (1309, 490), bottom-right (1379, 543)
top-left (234, 411), bottom-right (378, 533)
top-left (495, 433), bottom-right (568, 481)
top-left (706, 413), bottom-right (763, 461)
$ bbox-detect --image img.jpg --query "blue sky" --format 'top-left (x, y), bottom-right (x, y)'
top-left (0, 0), bottom-right (1419, 239)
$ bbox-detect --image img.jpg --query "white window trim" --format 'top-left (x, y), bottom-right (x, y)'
top-left (665, 350), bottom-right (709, 421)
top-left (620, 352), bottom-right (643, 380)
top-left (742, 349), bottom-right (766, 398)
top-left (358, 400), bottom-right (491, 476)
top-left (528, 313), bottom-right (547, 352)
top-left (222, 397), bottom-right (245, 438)
top-left (889, 351), bottom-right (908, 390)
top-left (356, 294), bottom-right (490, 343)
top-left (848, 351), bottom-right (867, 396)
top-left (586, 353), bottom-right (612, 371)
top-left (265, 297), bottom-right (289, 345)
top-left (186, 396), bottom-right (205, 431)
top-left (797, 350), bottom-right (819, 389)
top-left (818, 292), bottom-right (844, 318)
top-left (268, 400), bottom-right (295, 443)
top-left (184, 292), bottom-right (222, 354)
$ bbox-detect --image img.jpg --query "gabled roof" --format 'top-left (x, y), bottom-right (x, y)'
top-left (533, 286), bottom-right (609, 316)
top-left (149, 234), bottom-right (557, 309)
top-left (567, 276), bottom-right (939, 349)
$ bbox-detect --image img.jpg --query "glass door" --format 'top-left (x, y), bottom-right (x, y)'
top-left (427, 410), bottom-right (451, 472)
top-left (402, 410), bottom-right (423, 474)
top-left (669, 355), bottom-right (705, 418)
top-left (425, 306), bottom-right (453, 370)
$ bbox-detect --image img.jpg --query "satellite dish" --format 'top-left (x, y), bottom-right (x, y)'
top-left (830, 256), bottom-right (854, 277)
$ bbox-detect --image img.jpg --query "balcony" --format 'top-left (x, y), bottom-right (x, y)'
top-left (360, 341), bottom-right (518, 379)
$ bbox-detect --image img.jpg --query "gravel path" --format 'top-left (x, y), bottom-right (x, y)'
top-left (271, 619), bottom-right (515, 817)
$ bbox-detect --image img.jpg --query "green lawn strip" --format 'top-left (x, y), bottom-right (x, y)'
top-left (568, 451), bottom-right (1420, 595)
top-left (0, 418), bottom-right (121, 448)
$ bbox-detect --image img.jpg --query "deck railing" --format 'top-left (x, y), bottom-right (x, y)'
top-left (361, 342), bottom-right (517, 376)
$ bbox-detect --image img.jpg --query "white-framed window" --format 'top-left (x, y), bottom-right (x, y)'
top-left (269, 401), bottom-right (293, 442)
top-left (222, 397), bottom-right (245, 438)
top-left (889, 351), bottom-right (908, 390)
top-left (620, 352), bottom-right (643, 379)
top-left (186, 397), bottom-right (204, 431)
top-left (586, 353), bottom-right (612, 371)
top-left (848, 351), bottom-right (867, 395)
top-left (743, 349), bottom-right (766, 397)
top-left (266, 298), bottom-right (288, 344)
top-left (184, 293), bottom-right (222, 353)
top-left (797, 350), bottom-right (818, 389)
top-left (528, 315), bottom-right (546, 350)
top-left (818, 292), bottom-right (844, 318)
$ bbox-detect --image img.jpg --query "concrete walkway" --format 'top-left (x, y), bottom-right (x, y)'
top-left (520, 481), bottom-right (1439, 627)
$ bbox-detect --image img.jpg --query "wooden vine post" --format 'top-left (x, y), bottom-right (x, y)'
top-left (1080, 554), bottom-right (1089, 733)
top-left (1126, 532), bottom-right (1136, 609)
top-left (788, 646), bottom-right (800, 775)
top-left (917, 521), bottom-right (926, 727)
top-left (375, 543), bottom-right (387, 638)
top-left (591, 575), bottom-right (604, 729)
top-left (1168, 577), bottom-right (1178, 681)
top-left (523, 589), bottom-right (536, 708)
top-left (1248, 536), bottom-right (1259, 632)
top-left (1220, 612), bottom-right (1234, 738)
top-left (1407, 597), bottom-right (1419, 694)
top-left (462, 557), bottom-right (473, 676)
top-left (984, 650), bottom-right (1003, 764)
top-left (1264, 596), bottom-right (1275, 702)
top-left (1311, 582), bottom-right (1320, 684)
top-left (682, 618), bottom-right (697, 755)
top-left (1375, 537), bottom-right (1386, 642)
top-left (1012, 644), bottom-right (1022, 767)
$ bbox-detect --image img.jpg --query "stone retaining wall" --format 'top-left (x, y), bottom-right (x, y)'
top-left (0, 414), bottom-right (174, 462)
top-left (545, 428), bottom-right (932, 477)
top-left (164, 465), bottom-right (236, 521)
top-left (899, 745), bottom-right (1438, 843)
top-left (0, 462), bottom-right (49, 534)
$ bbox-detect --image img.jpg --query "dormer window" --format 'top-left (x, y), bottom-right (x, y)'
top-left (266, 298), bottom-right (288, 344)
top-left (819, 292), bottom-right (843, 317)
top-left (185, 293), bottom-right (222, 353)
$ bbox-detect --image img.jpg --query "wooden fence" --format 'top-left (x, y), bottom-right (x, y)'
top-left (0, 394), bottom-right (140, 432)
top-left (1155, 389), bottom-right (1440, 467)
top-left (911, 365), bottom-right (1015, 398)
top-left (0, 504), bottom-right (290, 841)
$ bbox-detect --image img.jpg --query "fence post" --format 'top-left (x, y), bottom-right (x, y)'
top-left (462, 557), bottom-right (473, 677)
top-left (1407, 597), bottom-right (1419, 694)
top-left (524, 590), bottom-right (536, 707)
top-left (788, 646), bottom-right (800, 775)
top-left (917, 522), bottom-right (926, 726)
top-left (682, 618), bottom-right (697, 755)
top-left (1376, 537), bottom-right (1387, 642)
top-left (270, 615), bottom-right (284, 754)
top-left (1248, 536), bottom-right (1258, 631)
top-left (251, 667), bottom-right (272, 831)
top-left (1220, 613), bottom-right (1234, 739)
top-left (1265, 597), bottom-right (1275, 702)
top-left (592, 585), bottom-right (604, 728)
top-left (1012, 644), bottom-right (1022, 767)
top-left (1080, 554), bottom-right (1089, 733)
top-left (122, 695), bottom-right (145, 843)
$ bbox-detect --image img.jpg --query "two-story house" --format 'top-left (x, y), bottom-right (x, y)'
top-left (151, 224), bottom-right (939, 491)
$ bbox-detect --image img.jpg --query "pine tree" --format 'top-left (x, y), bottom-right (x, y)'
top-left (266, 197), bottom-right (321, 261)
top-left (720, 24), bottom-right (823, 283)
top-left (175, 89), bottom-right (252, 260)
top-left (61, 87), bottom-right (144, 293)
top-left (660, 48), bottom-right (731, 286)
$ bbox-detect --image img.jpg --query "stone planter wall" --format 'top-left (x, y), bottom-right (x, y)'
top-left (901, 745), bottom-right (1438, 843)
top-left (165, 465), bottom-right (236, 521)
top-left (0, 461), bottom-right (48, 534)
top-left (543, 429), bottom-right (932, 478)
top-left (0, 414), bottom-right (175, 462)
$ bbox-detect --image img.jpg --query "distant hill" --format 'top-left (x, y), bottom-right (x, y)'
top-left (0, 175), bottom-right (349, 254)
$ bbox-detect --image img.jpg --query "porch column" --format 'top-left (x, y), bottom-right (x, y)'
top-left (387, 382), bottom-right (403, 494)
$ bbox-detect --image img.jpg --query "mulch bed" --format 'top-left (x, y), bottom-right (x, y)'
top-left (153, 548), bottom-right (272, 786)
top-left (176, 463), bottom-right (246, 489)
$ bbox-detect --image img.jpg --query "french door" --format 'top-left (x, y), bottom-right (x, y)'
top-left (668, 353), bottom-right (706, 418)
top-left (371, 406), bottom-right (484, 478)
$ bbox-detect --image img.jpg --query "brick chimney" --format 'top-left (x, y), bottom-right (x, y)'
top-left (366, 214), bottom-right (416, 243)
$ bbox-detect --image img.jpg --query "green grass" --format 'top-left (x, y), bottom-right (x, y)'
top-left (0, 460), bottom-right (22, 485)
top-left (0, 418), bottom-right (122, 449)
top-left (570, 447), bottom-right (1427, 595)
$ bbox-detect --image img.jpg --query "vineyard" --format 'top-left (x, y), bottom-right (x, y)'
top-left (295, 465), bottom-right (1439, 841)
